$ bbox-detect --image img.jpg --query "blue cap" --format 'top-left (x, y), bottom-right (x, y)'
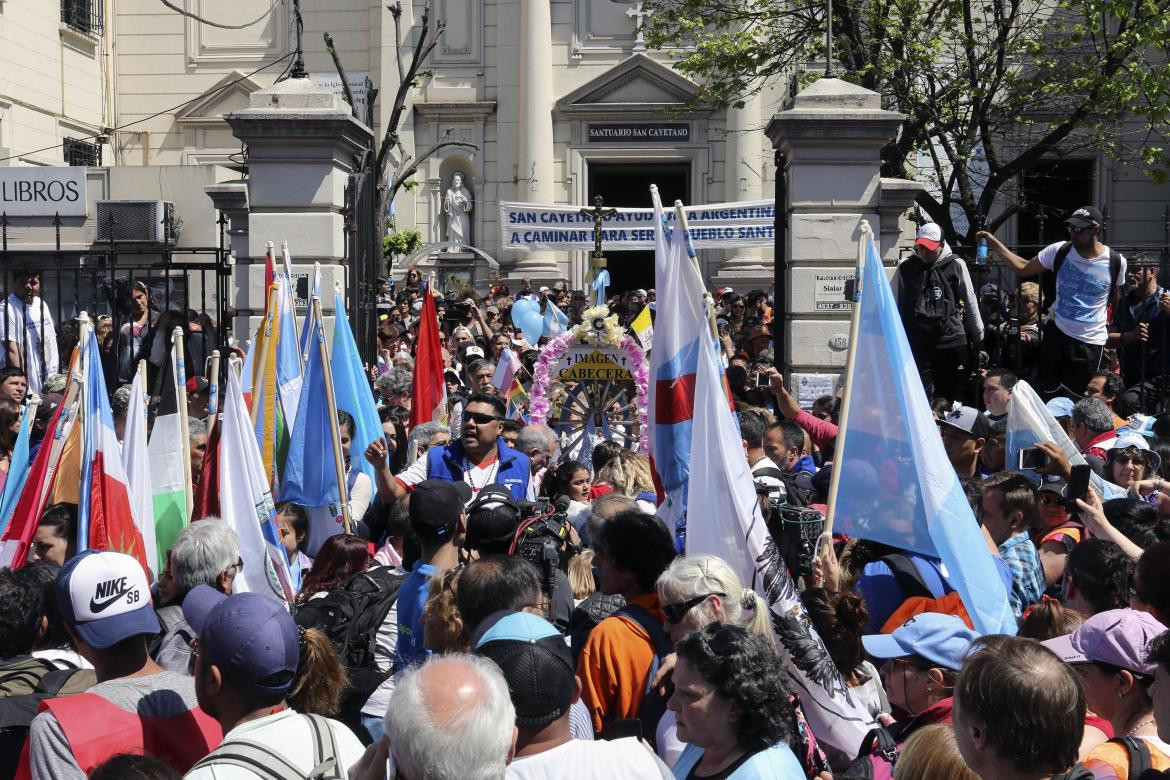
top-left (1046, 397), bottom-right (1076, 418)
top-left (862, 613), bottom-right (979, 671)
top-left (56, 550), bottom-right (160, 649)
top-left (182, 585), bottom-right (299, 695)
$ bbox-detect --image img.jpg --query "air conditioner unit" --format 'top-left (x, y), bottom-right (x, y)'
top-left (94, 200), bottom-right (177, 244)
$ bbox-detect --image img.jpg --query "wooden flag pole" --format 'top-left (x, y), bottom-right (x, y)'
top-left (173, 327), bottom-right (194, 518)
top-left (33, 315), bottom-right (89, 520)
top-left (313, 296), bottom-right (353, 535)
top-left (822, 220), bottom-right (871, 539)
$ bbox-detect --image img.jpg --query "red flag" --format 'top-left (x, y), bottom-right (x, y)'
top-left (192, 414), bottom-right (221, 520)
top-left (0, 398), bottom-right (68, 567)
top-left (409, 284), bottom-right (448, 429)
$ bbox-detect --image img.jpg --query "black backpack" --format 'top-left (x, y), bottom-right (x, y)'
top-left (1041, 242), bottom-right (1123, 315)
top-left (606, 604), bottom-right (673, 749)
top-left (0, 666), bottom-right (94, 780)
top-left (293, 566), bottom-right (404, 735)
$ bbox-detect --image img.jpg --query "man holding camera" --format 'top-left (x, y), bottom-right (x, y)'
top-left (464, 485), bottom-right (575, 632)
top-left (367, 393), bottom-right (531, 505)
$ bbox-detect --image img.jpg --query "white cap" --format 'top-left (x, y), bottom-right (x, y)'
top-left (57, 550), bottom-right (159, 649)
top-left (914, 223), bottom-right (943, 251)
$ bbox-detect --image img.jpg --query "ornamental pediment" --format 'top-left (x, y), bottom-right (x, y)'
top-left (556, 54), bottom-right (704, 116)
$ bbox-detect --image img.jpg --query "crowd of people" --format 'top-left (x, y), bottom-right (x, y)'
top-left (0, 204), bottom-right (1168, 779)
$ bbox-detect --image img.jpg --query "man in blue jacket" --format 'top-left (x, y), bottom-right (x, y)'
top-left (368, 392), bottom-right (531, 504)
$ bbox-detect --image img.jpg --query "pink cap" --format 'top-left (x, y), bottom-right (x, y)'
top-left (1042, 608), bottom-right (1167, 677)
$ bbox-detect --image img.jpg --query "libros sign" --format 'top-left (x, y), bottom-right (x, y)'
top-left (499, 199), bottom-right (775, 251)
top-left (0, 167), bottom-right (88, 217)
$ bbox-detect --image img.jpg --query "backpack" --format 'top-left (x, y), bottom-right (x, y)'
top-left (188, 713), bottom-right (342, 780)
top-left (1099, 736), bottom-right (1170, 780)
top-left (292, 567), bottom-right (404, 731)
top-left (1041, 242), bottom-right (1123, 316)
top-left (753, 465), bottom-right (814, 508)
top-left (0, 666), bottom-right (95, 780)
top-left (608, 604), bottom-right (673, 750)
top-left (910, 255), bottom-right (960, 323)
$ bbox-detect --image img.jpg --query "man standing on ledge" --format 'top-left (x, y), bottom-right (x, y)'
top-left (367, 392), bottom-right (531, 503)
top-left (979, 206), bottom-right (1126, 399)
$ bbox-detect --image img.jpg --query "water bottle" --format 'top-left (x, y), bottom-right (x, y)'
top-left (976, 236), bottom-right (989, 265)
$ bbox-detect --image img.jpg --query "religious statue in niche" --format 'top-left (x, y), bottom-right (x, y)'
top-left (443, 171), bottom-right (473, 250)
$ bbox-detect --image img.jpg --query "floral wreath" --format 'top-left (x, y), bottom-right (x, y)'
top-left (529, 305), bottom-right (650, 454)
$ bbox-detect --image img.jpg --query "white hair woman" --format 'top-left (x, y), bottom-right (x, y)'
top-left (654, 555), bottom-right (774, 766)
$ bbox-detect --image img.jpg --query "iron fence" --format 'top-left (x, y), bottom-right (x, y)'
top-left (0, 213), bottom-right (230, 395)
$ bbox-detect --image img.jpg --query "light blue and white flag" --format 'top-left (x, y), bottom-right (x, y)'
top-left (542, 300), bottom-right (569, 338)
top-left (829, 229), bottom-right (1016, 636)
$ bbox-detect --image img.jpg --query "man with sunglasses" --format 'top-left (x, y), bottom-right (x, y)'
top-left (368, 392), bottom-right (531, 505)
top-left (979, 206), bottom-right (1127, 399)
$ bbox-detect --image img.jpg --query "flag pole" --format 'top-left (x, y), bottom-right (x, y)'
top-left (672, 200), bottom-right (720, 342)
top-left (206, 349), bottom-right (221, 437)
top-left (312, 296), bottom-right (353, 535)
top-left (823, 220), bottom-right (871, 538)
top-left (250, 287), bottom-right (278, 426)
top-left (173, 327), bottom-right (194, 518)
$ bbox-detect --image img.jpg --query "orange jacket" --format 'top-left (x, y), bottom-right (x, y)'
top-left (576, 593), bottom-right (664, 735)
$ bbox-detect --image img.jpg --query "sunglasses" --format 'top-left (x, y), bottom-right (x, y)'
top-left (465, 411), bottom-right (502, 425)
top-left (662, 592), bottom-right (725, 625)
top-left (1067, 224), bottom-right (1095, 234)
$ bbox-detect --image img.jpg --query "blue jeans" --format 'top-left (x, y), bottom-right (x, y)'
top-left (362, 713), bottom-right (385, 743)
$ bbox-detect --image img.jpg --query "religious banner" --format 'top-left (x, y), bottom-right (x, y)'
top-left (499, 199), bottom-right (776, 251)
top-left (530, 306), bottom-right (650, 455)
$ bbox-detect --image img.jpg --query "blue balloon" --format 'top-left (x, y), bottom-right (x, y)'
top-left (512, 298), bottom-right (544, 344)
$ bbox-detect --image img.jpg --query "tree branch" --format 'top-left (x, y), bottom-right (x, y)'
top-left (386, 140), bottom-right (477, 205)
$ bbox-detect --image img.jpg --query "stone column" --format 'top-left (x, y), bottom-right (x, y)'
top-left (204, 181), bottom-right (249, 261)
top-left (766, 78), bottom-right (911, 378)
top-left (221, 77), bottom-right (373, 340)
top-left (510, 0), bottom-right (560, 282)
top-left (711, 91), bottom-right (770, 288)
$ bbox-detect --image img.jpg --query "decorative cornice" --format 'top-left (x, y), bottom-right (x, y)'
top-left (413, 101), bottom-right (497, 121)
top-left (557, 53), bottom-right (704, 113)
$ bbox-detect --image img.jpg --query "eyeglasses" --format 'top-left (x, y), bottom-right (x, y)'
top-left (662, 593), bottom-right (726, 625)
top-left (1037, 493), bottom-right (1063, 506)
top-left (465, 411), bottom-right (502, 425)
top-left (226, 557), bottom-right (244, 576)
top-left (1067, 225), bottom-right (1094, 234)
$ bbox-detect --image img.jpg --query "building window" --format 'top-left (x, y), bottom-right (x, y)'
top-left (63, 137), bottom-right (101, 167)
top-left (61, 0), bottom-right (102, 35)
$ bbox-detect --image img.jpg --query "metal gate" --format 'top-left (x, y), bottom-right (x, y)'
top-left (0, 213), bottom-right (231, 393)
top-left (344, 147), bottom-right (380, 364)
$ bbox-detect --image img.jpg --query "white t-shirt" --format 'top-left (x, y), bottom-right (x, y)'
top-left (396, 448), bottom-right (501, 500)
top-left (2, 294), bottom-right (59, 394)
top-left (1038, 241), bottom-right (1126, 346)
top-left (306, 470), bottom-right (373, 556)
top-left (183, 709), bottom-right (366, 779)
top-left (506, 737), bottom-right (674, 780)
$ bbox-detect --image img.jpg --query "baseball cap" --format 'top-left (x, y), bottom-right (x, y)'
top-left (1042, 608), bottom-right (1167, 677)
top-left (914, 223), bottom-right (944, 252)
top-left (474, 611), bottom-right (577, 727)
top-left (186, 376), bottom-right (209, 395)
top-left (1046, 397), bottom-right (1076, 418)
top-left (937, 403), bottom-right (992, 441)
top-left (1065, 206), bottom-right (1103, 230)
top-left (56, 550), bottom-right (160, 649)
top-left (1037, 478), bottom-right (1068, 499)
top-left (635, 289), bottom-right (647, 297)
top-left (409, 479), bottom-right (471, 541)
top-left (980, 282), bottom-right (999, 297)
top-left (465, 485), bottom-right (522, 549)
top-left (862, 613), bottom-right (979, 671)
top-left (463, 346), bottom-right (485, 361)
top-left (182, 585), bottom-right (300, 695)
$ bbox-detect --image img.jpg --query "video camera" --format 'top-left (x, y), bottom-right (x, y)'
top-left (510, 497), bottom-right (575, 603)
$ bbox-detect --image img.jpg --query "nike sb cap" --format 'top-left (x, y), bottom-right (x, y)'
top-left (56, 550), bottom-right (159, 649)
